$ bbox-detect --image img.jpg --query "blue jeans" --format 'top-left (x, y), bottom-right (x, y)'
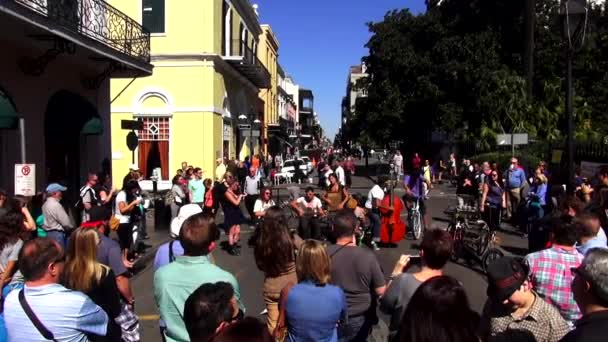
top-left (338, 315), bottom-right (373, 342)
top-left (368, 211), bottom-right (381, 240)
top-left (46, 230), bottom-right (66, 249)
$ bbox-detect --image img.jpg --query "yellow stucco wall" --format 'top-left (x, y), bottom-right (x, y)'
top-left (109, 0), bottom-right (263, 180)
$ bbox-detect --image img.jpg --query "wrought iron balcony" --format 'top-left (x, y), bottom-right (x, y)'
top-left (7, 0), bottom-right (150, 65)
top-left (223, 39), bottom-right (271, 89)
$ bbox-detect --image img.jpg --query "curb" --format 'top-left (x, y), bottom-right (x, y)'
top-left (131, 236), bottom-right (171, 280)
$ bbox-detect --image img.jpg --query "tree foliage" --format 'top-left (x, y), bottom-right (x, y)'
top-left (346, 0), bottom-right (608, 151)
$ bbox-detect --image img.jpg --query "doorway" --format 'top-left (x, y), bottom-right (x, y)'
top-left (44, 90), bottom-right (101, 202)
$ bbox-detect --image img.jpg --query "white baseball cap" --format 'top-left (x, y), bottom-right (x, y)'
top-left (129, 164), bottom-right (140, 171)
top-left (170, 204), bottom-right (203, 238)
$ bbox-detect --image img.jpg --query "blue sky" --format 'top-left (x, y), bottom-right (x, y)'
top-left (256, 0), bottom-right (426, 139)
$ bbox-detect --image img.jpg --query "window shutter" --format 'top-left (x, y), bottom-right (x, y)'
top-left (142, 0), bottom-right (165, 33)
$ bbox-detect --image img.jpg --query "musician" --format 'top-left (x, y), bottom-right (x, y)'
top-left (253, 187), bottom-right (276, 219)
top-left (403, 168), bottom-right (431, 230)
top-left (290, 187), bottom-right (326, 240)
top-left (365, 177), bottom-right (390, 250)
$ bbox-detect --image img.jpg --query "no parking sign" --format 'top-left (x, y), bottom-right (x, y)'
top-left (14, 164), bottom-right (35, 196)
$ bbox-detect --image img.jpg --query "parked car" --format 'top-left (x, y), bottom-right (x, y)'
top-left (280, 159), bottom-right (308, 177)
top-left (301, 156), bottom-right (313, 174)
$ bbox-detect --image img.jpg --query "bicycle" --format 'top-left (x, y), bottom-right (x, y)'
top-left (408, 198), bottom-right (423, 240)
top-left (445, 197), bottom-right (504, 272)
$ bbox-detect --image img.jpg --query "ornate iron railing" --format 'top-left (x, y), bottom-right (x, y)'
top-left (13, 0), bottom-right (150, 64)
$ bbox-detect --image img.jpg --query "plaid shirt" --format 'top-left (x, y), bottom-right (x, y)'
top-left (480, 291), bottom-right (570, 342)
top-left (525, 246), bottom-right (583, 324)
top-left (115, 300), bottom-right (140, 342)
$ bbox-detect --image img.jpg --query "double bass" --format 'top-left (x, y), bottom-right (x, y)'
top-left (379, 180), bottom-right (406, 244)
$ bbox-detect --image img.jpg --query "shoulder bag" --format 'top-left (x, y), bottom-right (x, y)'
top-left (18, 289), bottom-right (58, 342)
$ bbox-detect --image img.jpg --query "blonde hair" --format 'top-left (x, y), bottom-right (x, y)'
top-left (63, 228), bottom-right (108, 293)
top-left (296, 240), bottom-right (331, 285)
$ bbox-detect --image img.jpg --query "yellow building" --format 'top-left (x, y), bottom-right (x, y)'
top-left (109, 0), bottom-right (270, 186)
top-left (257, 24), bottom-right (279, 156)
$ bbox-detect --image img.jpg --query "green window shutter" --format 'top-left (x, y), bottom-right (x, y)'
top-left (0, 89), bottom-right (18, 129)
top-left (142, 0), bottom-right (165, 33)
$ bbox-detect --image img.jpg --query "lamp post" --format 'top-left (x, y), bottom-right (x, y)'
top-left (560, 0), bottom-right (588, 193)
top-left (239, 113), bottom-right (261, 159)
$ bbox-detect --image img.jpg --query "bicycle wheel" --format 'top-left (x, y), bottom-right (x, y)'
top-left (482, 248), bottom-right (504, 273)
top-left (412, 212), bottom-right (422, 240)
top-left (447, 224), bottom-right (463, 262)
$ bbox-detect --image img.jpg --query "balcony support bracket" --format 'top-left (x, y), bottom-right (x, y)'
top-left (82, 60), bottom-right (125, 90)
top-left (18, 36), bottom-right (76, 76)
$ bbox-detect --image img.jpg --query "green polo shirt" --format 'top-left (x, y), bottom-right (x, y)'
top-left (153, 255), bottom-right (243, 342)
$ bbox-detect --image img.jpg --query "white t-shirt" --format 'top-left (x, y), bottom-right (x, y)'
top-left (324, 170), bottom-right (334, 187)
top-left (296, 197), bottom-right (323, 210)
top-left (253, 199), bottom-right (275, 213)
top-left (114, 191), bottom-right (130, 224)
top-left (393, 154), bottom-right (403, 167)
top-left (335, 166), bottom-right (346, 186)
top-left (598, 227), bottom-right (607, 242)
top-left (365, 185), bottom-right (385, 209)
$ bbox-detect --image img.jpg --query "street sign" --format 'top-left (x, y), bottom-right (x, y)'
top-left (496, 133), bottom-right (529, 146)
top-left (121, 119), bottom-right (143, 131)
top-left (241, 129), bottom-right (260, 137)
top-left (14, 164), bottom-right (35, 196)
top-left (126, 131), bottom-right (139, 151)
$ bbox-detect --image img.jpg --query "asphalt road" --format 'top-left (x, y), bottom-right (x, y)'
top-left (132, 159), bottom-right (528, 342)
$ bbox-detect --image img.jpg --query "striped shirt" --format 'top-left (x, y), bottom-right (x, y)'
top-left (4, 283), bottom-right (108, 342)
top-left (525, 246), bottom-right (583, 324)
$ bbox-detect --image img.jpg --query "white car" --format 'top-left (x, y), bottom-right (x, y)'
top-left (301, 156), bottom-right (313, 174)
top-left (280, 159), bottom-right (308, 177)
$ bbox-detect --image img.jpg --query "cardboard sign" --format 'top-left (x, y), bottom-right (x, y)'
top-left (14, 164), bottom-right (35, 196)
top-left (580, 161), bottom-right (608, 179)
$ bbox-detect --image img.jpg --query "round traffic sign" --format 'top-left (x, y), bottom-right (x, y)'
top-left (126, 131), bottom-right (139, 151)
top-left (21, 165), bottom-right (31, 176)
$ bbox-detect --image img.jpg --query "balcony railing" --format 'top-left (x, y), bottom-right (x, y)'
top-left (224, 39), bottom-right (270, 88)
top-left (13, 0), bottom-right (150, 64)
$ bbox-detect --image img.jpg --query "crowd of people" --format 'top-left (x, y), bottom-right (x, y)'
top-left (0, 148), bottom-right (607, 342)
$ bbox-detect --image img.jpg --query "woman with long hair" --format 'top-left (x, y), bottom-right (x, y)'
top-left (282, 240), bottom-right (346, 342)
top-left (218, 172), bottom-right (245, 256)
top-left (0, 210), bottom-right (28, 342)
top-left (115, 180), bottom-right (142, 253)
top-left (396, 275), bottom-right (479, 342)
top-left (322, 173), bottom-right (349, 213)
top-left (203, 178), bottom-right (215, 215)
top-left (0, 211), bottom-right (26, 291)
top-left (170, 174), bottom-right (187, 220)
top-left (62, 228), bottom-right (121, 341)
top-left (480, 170), bottom-right (506, 232)
top-left (254, 206), bottom-right (297, 332)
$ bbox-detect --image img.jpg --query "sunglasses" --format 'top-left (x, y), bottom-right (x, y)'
top-left (264, 192), bottom-right (271, 195)
top-left (492, 174), bottom-right (498, 177)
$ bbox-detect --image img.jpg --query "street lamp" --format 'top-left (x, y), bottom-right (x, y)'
top-left (560, 0), bottom-right (588, 193)
top-left (238, 112), bottom-right (260, 158)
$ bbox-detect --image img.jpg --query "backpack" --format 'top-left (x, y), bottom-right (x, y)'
top-left (75, 186), bottom-right (97, 211)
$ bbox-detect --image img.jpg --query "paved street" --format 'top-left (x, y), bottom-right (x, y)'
top-left (132, 160), bottom-right (528, 341)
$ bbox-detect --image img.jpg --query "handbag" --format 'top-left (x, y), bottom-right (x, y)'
top-left (109, 216), bottom-right (120, 231)
top-left (273, 282), bottom-right (295, 342)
